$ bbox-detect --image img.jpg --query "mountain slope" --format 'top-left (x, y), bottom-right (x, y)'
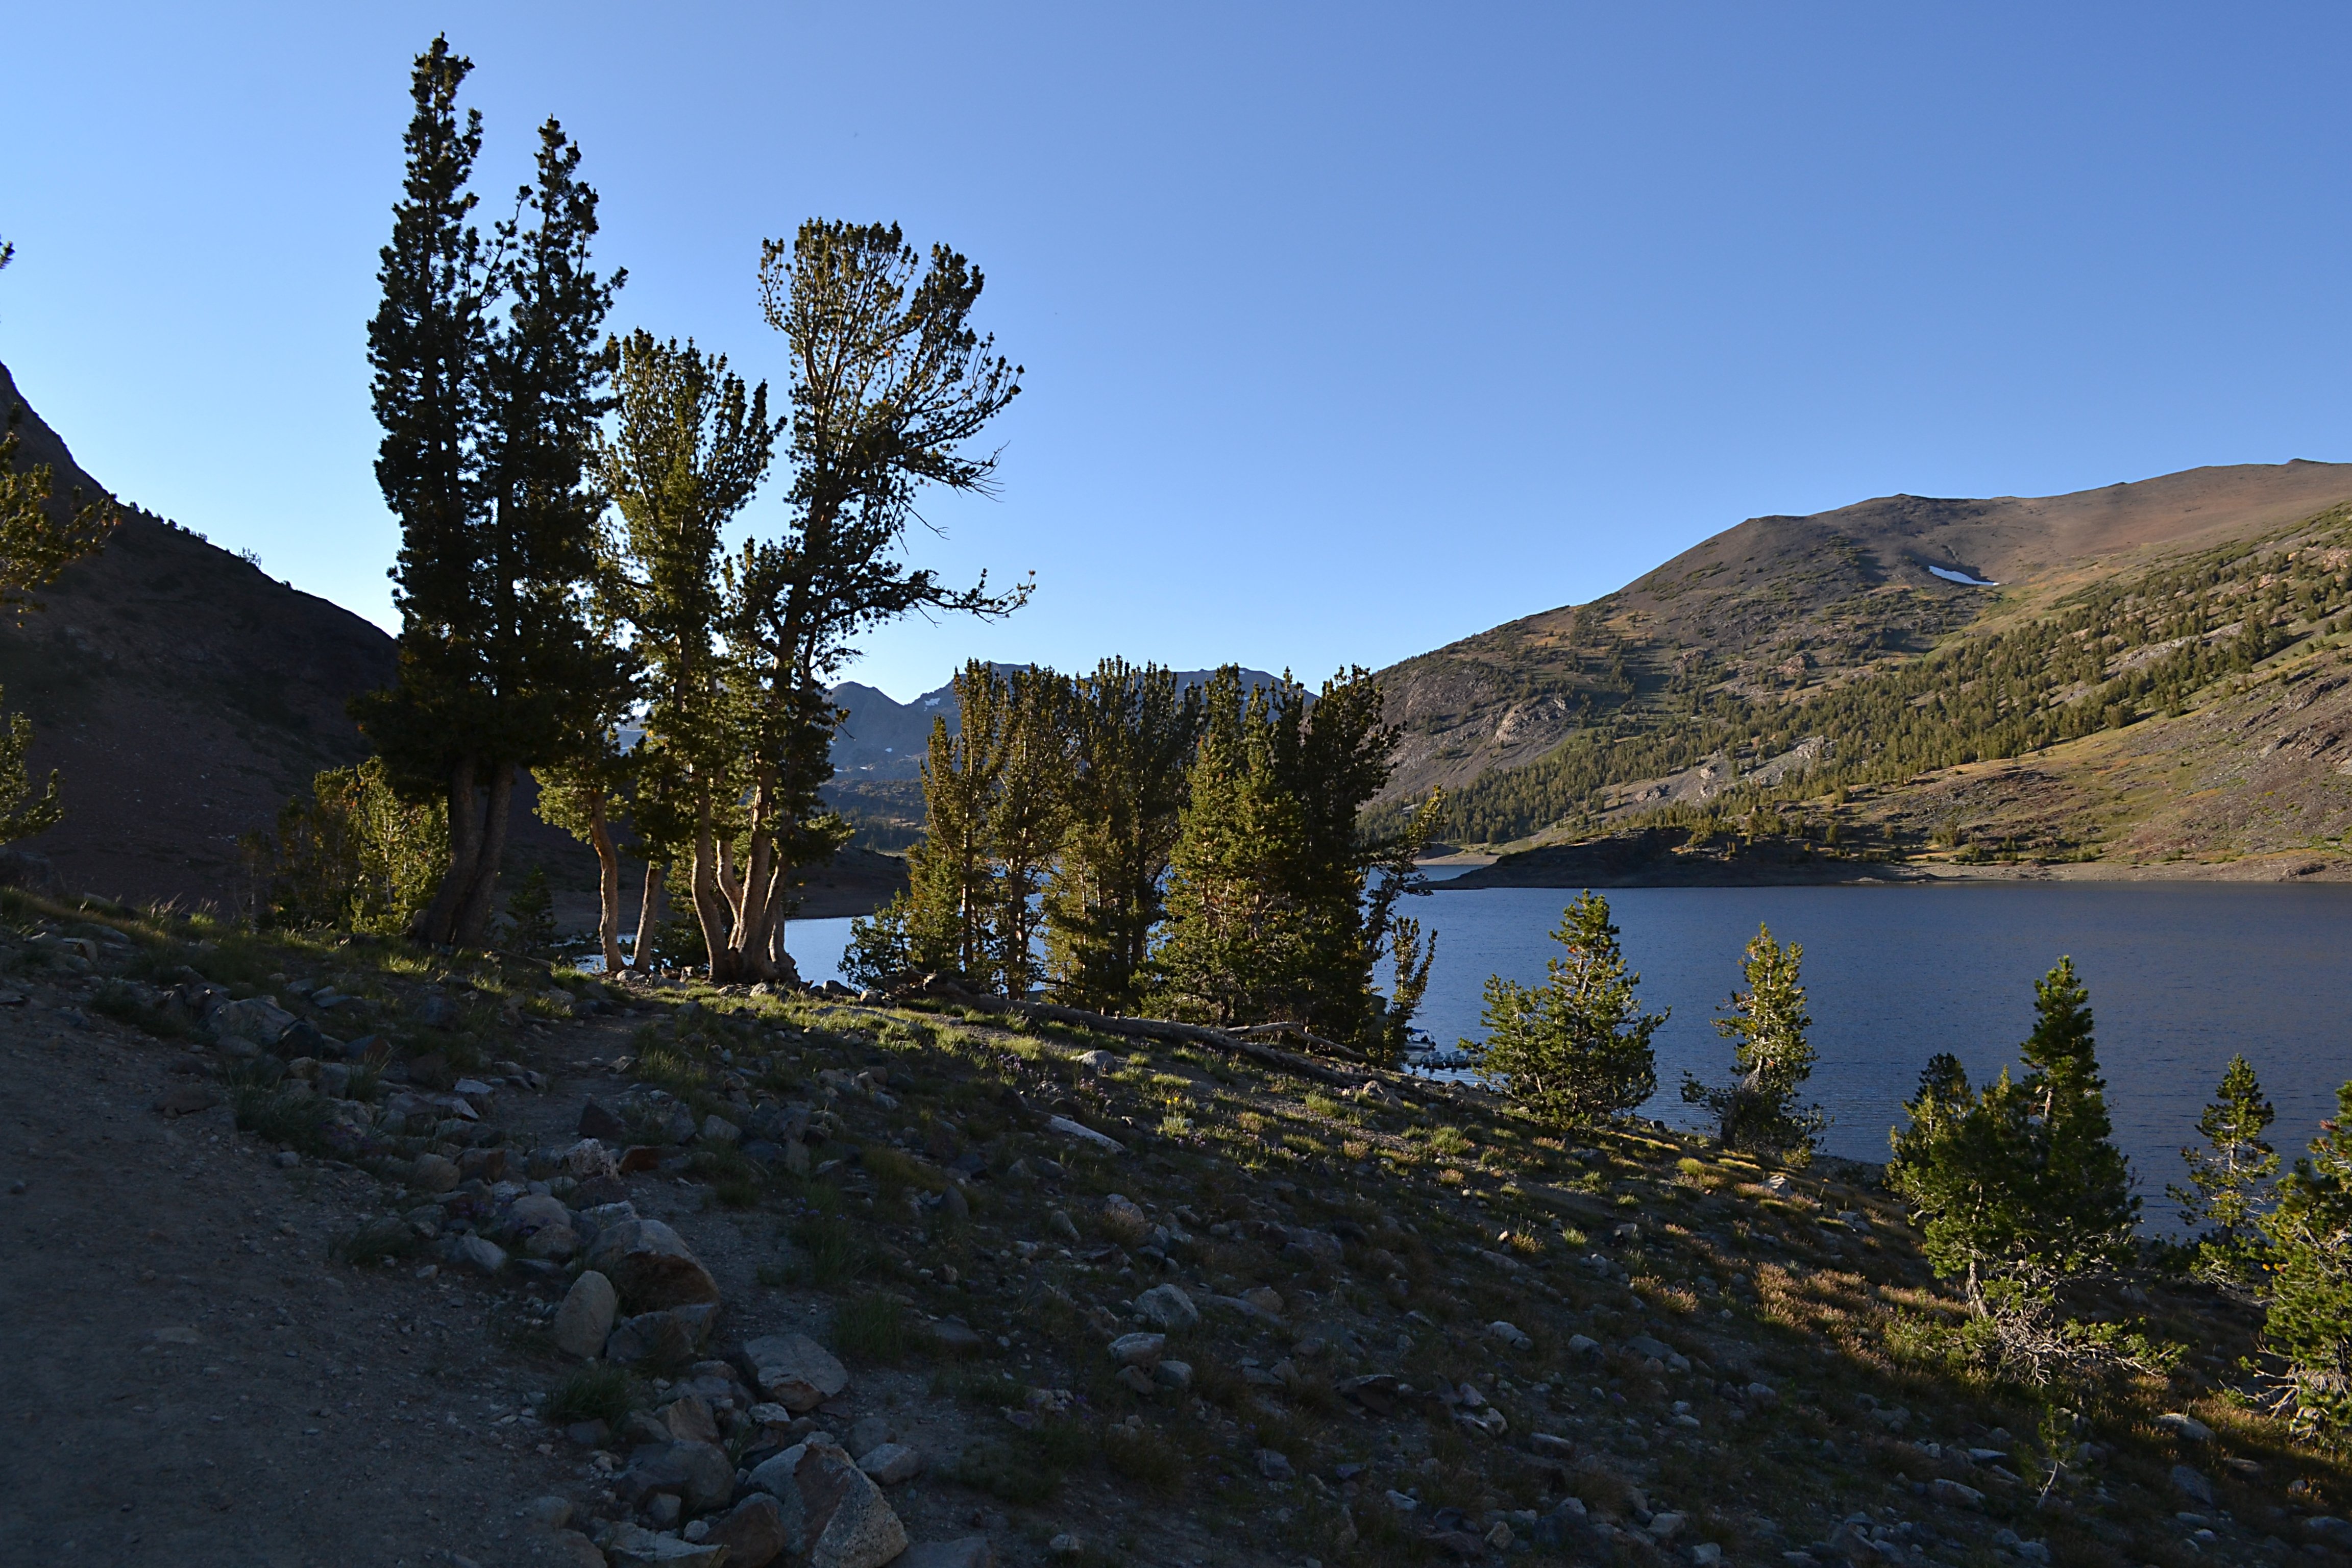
top-left (0, 360), bottom-right (400, 905)
top-left (1377, 461), bottom-right (2352, 873)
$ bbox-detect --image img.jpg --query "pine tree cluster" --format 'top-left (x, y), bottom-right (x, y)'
top-left (846, 663), bottom-right (1439, 1059)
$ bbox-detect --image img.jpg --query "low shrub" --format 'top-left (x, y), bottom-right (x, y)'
top-left (546, 1363), bottom-right (637, 1427)
top-left (831, 1292), bottom-right (910, 1364)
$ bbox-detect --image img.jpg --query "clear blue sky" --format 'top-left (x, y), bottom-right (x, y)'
top-left (5, 4), bottom-right (2349, 700)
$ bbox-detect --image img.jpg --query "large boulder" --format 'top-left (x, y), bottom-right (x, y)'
top-left (606, 1305), bottom-right (721, 1367)
top-left (740, 1332), bottom-right (850, 1413)
top-left (747, 1435), bottom-right (907, 1568)
top-left (211, 996), bottom-right (296, 1046)
top-left (584, 1218), bottom-right (720, 1311)
top-left (618, 1438), bottom-right (736, 1513)
top-left (1132, 1284), bottom-right (1199, 1332)
top-left (705, 1493), bottom-right (787, 1568)
top-left (553, 1271), bottom-right (619, 1359)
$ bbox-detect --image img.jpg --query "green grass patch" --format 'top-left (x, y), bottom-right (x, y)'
top-left (830, 1292), bottom-right (911, 1364)
top-left (545, 1363), bottom-right (638, 1427)
top-left (786, 1210), bottom-right (872, 1288)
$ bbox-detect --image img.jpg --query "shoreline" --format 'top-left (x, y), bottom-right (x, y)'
top-left (1435, 843), bottom-right (2352, 890)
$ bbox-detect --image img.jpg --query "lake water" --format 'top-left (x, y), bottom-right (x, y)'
top-left (784, 881), bottom-right (2352, 1228)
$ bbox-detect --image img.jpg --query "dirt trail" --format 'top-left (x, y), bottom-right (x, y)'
top-left (0, 1005), bottom-right (582, 1567)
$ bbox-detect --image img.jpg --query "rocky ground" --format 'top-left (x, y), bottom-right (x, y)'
top-left (3, 893), bottom-right (2349, 1568)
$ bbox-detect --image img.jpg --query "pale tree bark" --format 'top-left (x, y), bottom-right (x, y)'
top-left (630, 862), bottom-right (664, 972)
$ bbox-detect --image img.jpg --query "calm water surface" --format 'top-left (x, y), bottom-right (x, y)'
top-left (786, 882), bottom-right (2352, 1226)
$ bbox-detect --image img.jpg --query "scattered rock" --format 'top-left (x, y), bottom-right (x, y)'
top-left (585, 1218), bottom-right (721, 1311)
top-left (1108, 1332), bottom-right (1165, 1368)
top-left (602, 1523), bottom-right (728, 1565)
top-left (662, 1394), bottom-right (721, 1444)
top-left (525, 1495), bottom-right (574, 1529)
top-left (1133, 1283), bottom-right (1200, 1331)
top-left (1044, 1115), bottom-right (1124, 1153)
top-left (2157, 1412), bottom-right (2214, 1443)
top-left (857, 1441), bottom-right (923, 1485)
top-left (1241, 1285), bottom-right (1284, 1316)
top-left (411, 1153), bottom-right (461, 1194)
top-left (211, 996), bottom-right (296, 1045)
top-left (1486, 1320), bottom-right (1534, 1351)
top-left (548, 1528), bottom-right (607, 1566)
top-left (2170, 1464), bottom-right (2214, 1506)
top-left (1152, 1360), bottom-right (1193, 1391)
top-left (153, 1083), bottom-right (222, 1117)
top-left (741, 1333), bottom-right (851, 1413)
top-left (699, 1114), bottom-right (740, 1145)
top-left (927, 1317), bottom-right (985, 1356)
top-left (619, 1438), bottom-right (737, 1512)
top-left (1048, 1535), bottom-right (1084, 1557)
top-left (1046, 1210), bottom-right (1081, 1243)
top-left (750, 1435), bottom-right (909, 1568)
top-left (1928, 1478), bottom-right (1984, 1509)
top-left (445, 1234), bottom-right (506, 1277)
top-left (897, 1540), bottom-right (996, 1568)
top-left (580, 1098), bottom-right (629, 1141)
top-left (1256, 1448), bottom-right (1294, 1480)
top-left (606, 1305), bottom-right (720, 1366)
top-left (705, 1493), bottom-right (787, 1568)
top-left (554, 1271), bottom-right (619, 1359)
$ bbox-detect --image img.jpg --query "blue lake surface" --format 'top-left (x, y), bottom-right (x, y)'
top-left (785, 881), bottom-right (2352, 1227)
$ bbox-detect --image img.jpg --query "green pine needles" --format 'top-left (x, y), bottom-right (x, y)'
top-left (2259, 1080), bottom-right (2352, 1438)
top-left (2169, 1053), bottom-right (2279, 1284)
top-left (1468, 892), bottom-right (1664, 1127)
top-left (1681, 923), bottom-right (1826, 1160)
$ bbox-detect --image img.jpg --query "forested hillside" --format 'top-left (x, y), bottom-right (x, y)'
top-left (1371, 463), bottom-right (2352, 869)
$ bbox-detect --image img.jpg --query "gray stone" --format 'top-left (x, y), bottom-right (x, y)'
top-left (1928, 1478), bottom-right (1984, 1509)
top-left (585, 1218), bottom-right (721, 1311)
top-left (413, 993), bottom-right (460, 1030)
top-left (700, 1114), bottom-right (740, 1145)
top-left (706, 1493), bottom-right (786, 1568)
top-left (211, 996), bottom-right (296, 1045)
top-left (548, 1528), bottom-right (606, 1566)
top-left (662, 1394), bottom-right (721, 1444)
top-left (619, 1438), bottom-right (736, 1512)
top-left (510, 1193), bottom-right (572, 1234)
top-left (1257, 1448), bottom-right (1294, 1480)
top-left (2157, 1412), bottom-right (2214, 1443)
top-left (526, 1495), bottom-right (574, 1529)
top-left (1486, 1320), bottom-right (1534, 1351)
top-left (446, 1233), bottom-right (506, 1276)
top-left (1046, 1209), bottom-right (1081, 1242)
top-left (941, 1182), bottom-right (969, 1222)
top-left (607, 1305), bottom-right (721, 1366)
top-left (554, 1270), bottom-right (619, 1358)
top-left (1151, 1359), bottom-right (1193, 1391)
top-left (411, 1153), bottom-right (461, 1193)
top-left (1045, 1114), bottom-right (1124, 1153)
top-left (1108, 1332), bottom-right (1165, 1367)
top-left (897, 1540), bottom-right (996, 1568)
top-left (847, 1416), bottom-right (891, 1455)
top-left (926, 1316), bottom-right (984, 1356)
top-left (741, 1332), bottom-right (851, 1413)
top-left (1132, 1283), bottom-right (1200, 1331)
top-left (750, 1436), bottom-right (908, 1568)
top-left (1115, 1365), bottom-right (1157, 1395)
top-left (526, 1224), bottom-right (580, 1260)
top-left (602, 1523), bottom-right (727, 1565)
top-left (857, 1441), bottom-right (923, 1485)
top-left (2171, 1464), bottom-right (2214, 1506)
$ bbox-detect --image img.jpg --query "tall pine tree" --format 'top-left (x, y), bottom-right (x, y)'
top-left (1044, 659), bottom-right (1202, 1013)
top-left (2170, 1054), bottom-right (2278, 1283)
top-left (356, 39), bottom-right (621, 945)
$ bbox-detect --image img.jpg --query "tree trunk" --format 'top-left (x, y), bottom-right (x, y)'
top-left (690, 792), bottom-right (736, 982)
top-left (630, 862), bottom-right (664, 972)
top-left (451, 761), bottom-right (515, 946)
top-left (413, 754), bottom-right (482, 946)
top-left (587, 794), bottom-right (624, 975)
